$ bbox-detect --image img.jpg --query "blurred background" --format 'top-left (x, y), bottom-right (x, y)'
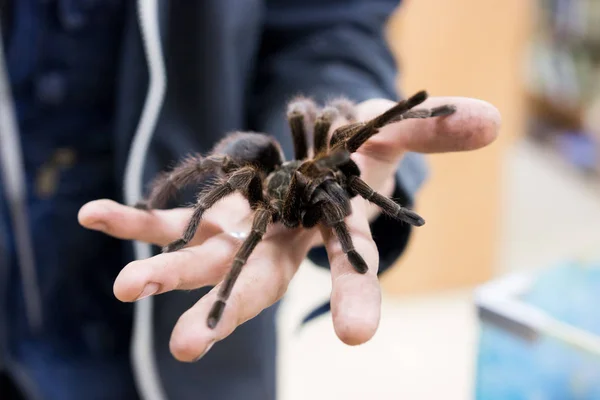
top-left (277, 0), bottom-right (600, 399)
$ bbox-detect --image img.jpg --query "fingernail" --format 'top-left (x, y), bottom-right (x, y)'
top-left (137, 283), bottom-right (160, 300)
top-left (194, 341), bottom-right (215, 362)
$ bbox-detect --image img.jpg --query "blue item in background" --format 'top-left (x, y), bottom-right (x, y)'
top-left (475, 260), bottom-right (600, 399)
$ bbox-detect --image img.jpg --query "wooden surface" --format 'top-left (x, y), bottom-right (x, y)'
top-left (380, 0), bottom-right (532, 295)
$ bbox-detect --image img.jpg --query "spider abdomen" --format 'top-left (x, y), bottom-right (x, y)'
top-left (212, 132), bottom-right (285, 173)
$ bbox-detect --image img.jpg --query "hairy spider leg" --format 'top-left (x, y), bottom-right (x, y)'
top-left (162, 166), bottom-right (258, 253)
top-left (348, 176), bottom-right (424, 226)
top-left (287, 150), bottom-right (349, 217)
top-left (313, 98), bottom-right (360, 155)
top-left (389, 105), bottom-right (457, 123)
top-left (287, 97), bottom-right (318, 160)
top-left (135, 154), bottom-right (237, 210)
top-left (207, 204), bottom-right (273, 328)
top-left (281, 171), bottom-right (308, 226)
top-left (329, 94), bottom-right (457, 154)
top-left (287, 150), bottom-right (352, 227)
top-left (297, 147), bottom-right (350, 180)
top-left (314, 148), bottom-right (351, 170)
top-left (328, 104), bottom-right (456, 151)
top-left (341, 90), bottom-right (429, 153)
top-left (328, 121), bottom-right (365, 149)
top-left (313, 106), bottom-right (339, 155)
top-left (320, 196), bottom-right (368, 274)
top-left (327, 97), bottom-right (357, 122)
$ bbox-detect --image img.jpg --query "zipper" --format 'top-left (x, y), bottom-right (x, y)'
top-left (0, 8), bottom-right (43, 333)
top-left (127, 1), bottom-right (167, 399)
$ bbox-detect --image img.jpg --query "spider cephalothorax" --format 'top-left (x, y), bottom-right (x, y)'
top-left (136, 91), bottom-right (456, 329)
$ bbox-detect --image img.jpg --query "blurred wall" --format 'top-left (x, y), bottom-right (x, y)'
top-left (381, 0), bottom-right (532, 295)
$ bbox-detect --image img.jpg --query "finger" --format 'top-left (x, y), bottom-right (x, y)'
top-left (320, 199), bottom-right (382, 346)
top-left (78, 199), bottom-right (222, 247)
top-left (355, 96), bottom-right (501, 162)
top-left (78, 199), bottom-right (194, 246)
top-left (113, 233), bottom-right (243, 302)
top-left (168, 231), bottom-right (313, 362)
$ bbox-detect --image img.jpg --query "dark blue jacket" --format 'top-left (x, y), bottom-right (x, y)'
top-left (0, 1), bottom-right (425, 399)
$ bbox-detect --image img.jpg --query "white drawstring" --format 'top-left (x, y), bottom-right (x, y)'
top-left (0, 16), bottom-right (43, 332)
top-left (124, 1), bottom-right (168, 399)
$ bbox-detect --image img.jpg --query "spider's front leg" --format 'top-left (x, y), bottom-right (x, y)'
top-left (329, 90), bottom-right (456, 153)
top-left (348, 175), bottom-right (424, 226)
top-left (162, 165), bottom-right (258, 253)
top-left (207, 203), bottom-right (275, 328)
top-left (287, 97), bottom-right (318, 160)
top-left (312, 98), bottom-right (359, 156)
top-left (317, 191), bottom-right (368, 274)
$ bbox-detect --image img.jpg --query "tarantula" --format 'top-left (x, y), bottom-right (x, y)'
top-left (135, 90), bottom-right (456, 329)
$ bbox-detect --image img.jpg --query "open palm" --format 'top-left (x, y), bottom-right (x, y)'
top-left (78, 95), bottom-right (500, 362)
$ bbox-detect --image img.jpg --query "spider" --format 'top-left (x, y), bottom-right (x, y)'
top-left (135, 90), bottom-right (456, 329)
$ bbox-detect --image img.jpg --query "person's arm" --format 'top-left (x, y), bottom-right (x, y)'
top-left (249, 0), bottom-right (421, 275)
top-left (79, 95), bottom-right (499, 360)
top-left (77, 0), bottom-right (501, 360)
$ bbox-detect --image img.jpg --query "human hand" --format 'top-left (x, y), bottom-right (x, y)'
top-left (78, 95), bottom-right (500, 362)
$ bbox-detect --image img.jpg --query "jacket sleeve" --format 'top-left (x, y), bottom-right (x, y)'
top-left (249, 0), bottom-right (428, 276)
